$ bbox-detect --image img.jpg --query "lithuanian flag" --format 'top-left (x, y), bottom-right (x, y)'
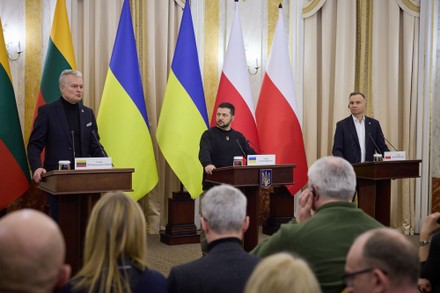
top-left (33, 0), bottom-right (76, 118)
top-left (0, 19), bottom-right (30, 208)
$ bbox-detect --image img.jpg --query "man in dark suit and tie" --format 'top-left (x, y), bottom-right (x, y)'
top-left (332, 92), bottom-right (389, 163)
top-left (27, 69), bottom-right (106, 220)
top-left (167, 184), bottom-right (260, 293)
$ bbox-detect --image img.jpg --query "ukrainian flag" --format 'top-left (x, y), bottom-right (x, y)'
top-left (156, 3), bottom-right (208, 199)
top-left (97, 0), bottom-right (158, 200)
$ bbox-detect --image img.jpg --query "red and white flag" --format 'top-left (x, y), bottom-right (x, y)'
top-left (211, 3), bottom-right (259, 148)
top-left (256, 6), bottom-right (308, 194)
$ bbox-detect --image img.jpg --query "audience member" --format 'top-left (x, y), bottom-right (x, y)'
top-left (62, 191), bottom-right (166, 293)
top-left (167, 184), bottom-right (260, 293)
top-left (251, 156), bottom-right (382, 293)
top-left (419, 212), bottom-right (440, 293)
top-left (0, 209), bottom-right (70, 293)
top-left (244, 252), bottom-right (322, 293)
top-left (344, 227), bottom-right (420, 293)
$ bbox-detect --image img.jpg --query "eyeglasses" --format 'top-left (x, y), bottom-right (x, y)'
top-left (342, 268), bottom-right (374, 286)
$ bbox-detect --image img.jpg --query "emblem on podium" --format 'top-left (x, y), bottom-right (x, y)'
top-left (260, 169), bottom-right (273, 188)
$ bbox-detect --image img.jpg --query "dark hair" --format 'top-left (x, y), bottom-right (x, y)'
top-left (362, 228), bottom-right (419, 287)
top-left (218, 102), bottom-right (235, 116)
top-left (349, 92), bottom-right (366, 100)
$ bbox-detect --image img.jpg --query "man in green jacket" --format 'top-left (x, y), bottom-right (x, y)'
top-left (251, 156), bottom-right (383, 293)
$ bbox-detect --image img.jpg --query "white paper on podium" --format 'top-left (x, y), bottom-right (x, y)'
top-left (246, 154), bottom-right (276, 166)
top-left (383, 151), bottom-right (406, 161)
top-left (74, 157), bottom-right (113, 169)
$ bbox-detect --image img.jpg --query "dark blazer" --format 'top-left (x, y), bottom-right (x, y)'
top-left (421, 233), bottom-right (440, 293)
top-left (167, 238), bottom-right (260, 293)
top-left (28, 98), bottom-right (105, 172)
top-left (332, 115), bottom-right (389, 163)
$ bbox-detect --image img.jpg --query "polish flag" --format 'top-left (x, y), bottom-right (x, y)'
top-left (211, 3), bottom-right (259, 148)
top-left (256, 5), bottom-right (308, 194)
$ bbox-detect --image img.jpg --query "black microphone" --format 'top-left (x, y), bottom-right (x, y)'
top-left (368, 133), bottom-right (382, 156)
top-left (235, 139), bottom-right (247, 158)
top-left (92, 130), bottom-right (108, 157)
top-left (381, 134), bottom-right (398, 151)
top-left (246, 139), bottom-right (266, 154)
top-left (71, 130), bottom-right (76, 160)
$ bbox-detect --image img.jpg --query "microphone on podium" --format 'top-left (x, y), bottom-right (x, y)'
top-left (246, 139), bottom-right (266, 155)
top-left (368, 133), bottom-right (382, 156)
top-left (381, 133), bottom-right (398, 151)
top-left (71, 130), bottom-right (76, 161)
top-left (235, 139), bottom-right (247, 158)
top-left (92, 130), bottom-right (109, 157)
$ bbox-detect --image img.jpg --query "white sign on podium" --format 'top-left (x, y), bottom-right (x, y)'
top-left (74, 157), bottom-right (113, 169)
top-left (246, 154), bottom-right (276, 166)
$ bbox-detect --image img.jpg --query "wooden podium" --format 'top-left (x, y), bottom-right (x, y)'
top-left (39, 168), bottom-right (134, 273)
top-left (205, 164), bottom-right (295, 251)
top-left (352, 160), bottom-right (421, 226)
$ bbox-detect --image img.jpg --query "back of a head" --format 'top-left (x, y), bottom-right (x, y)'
top-left (0, 209), bottom-right (66, 293)
top-left (308, 156), bottom-right (356, 201)
top-left (244, 252), bottom-right (322, 293)
top-left (362, 228), bottom-right (420, 289)
top-left (202, 184), bottom-right (246, 234)
top-left (77, 191), bottom-right (147, 291)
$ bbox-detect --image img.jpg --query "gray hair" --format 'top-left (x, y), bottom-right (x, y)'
top-left (362, 228), bottom-right (419, 287)
top-left (202, 184), bottom-right (247, 234)
top-left (308, 156), bottom-right (356, 201)
top-left (59, 69), bottom-right (82, 86)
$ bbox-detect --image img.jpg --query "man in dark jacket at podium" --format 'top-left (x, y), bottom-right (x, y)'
top-left (27, 70), bottom-right (106, 220)
top-left (199, 102), bottom-right (255, 190)
top-left (332, 92), bottom-right (389, 163)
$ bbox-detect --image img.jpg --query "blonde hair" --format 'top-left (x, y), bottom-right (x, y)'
top-left (72, 191), bottom-right (147, 293)
top-left (244, 253), bottom-right (322, 293)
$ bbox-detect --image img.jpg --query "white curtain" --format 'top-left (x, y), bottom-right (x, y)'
top-left (370, 0), bottom-right (420, 232)
top-left (302, 0), bottom-right (357, 165)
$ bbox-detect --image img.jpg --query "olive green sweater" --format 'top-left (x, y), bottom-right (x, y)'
top-left (251, 201), bottom-right (383, 293)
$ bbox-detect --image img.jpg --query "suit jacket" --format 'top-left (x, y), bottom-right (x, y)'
top-left (167, 238), bottom-right (260, 293)
top-left (332, 115), bottom-right (389, 163)
top-left (28, 98), bottom-right (105, 172)
top-left (421, 232), bottom-right (440, 293)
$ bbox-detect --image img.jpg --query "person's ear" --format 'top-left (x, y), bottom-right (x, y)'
top-left (54, 264), bottom-right (71, 289)
top-left (371, 268), bottom-right (389, 291)
top-left (201, 217), bottom-right (209, 234)
top-left (242, 216), bottom-right (250, 233)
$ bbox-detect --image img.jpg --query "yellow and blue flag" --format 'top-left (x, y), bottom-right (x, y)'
top-left (97, 0), bottom-right (158, 200)
top-left (156, 3), bottom-right (208, 198)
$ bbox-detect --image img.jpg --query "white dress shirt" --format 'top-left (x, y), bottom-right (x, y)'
top-left (352, 115), bottom-right (366, 162)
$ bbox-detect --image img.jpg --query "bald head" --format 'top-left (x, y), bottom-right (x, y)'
top-left (345, 228), bottom-right (419, 293)
top-left (0, 209), bottom-right (68, 293)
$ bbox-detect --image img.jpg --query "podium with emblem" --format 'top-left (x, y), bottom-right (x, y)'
top-left (205, 164), bottom-right (295, 251)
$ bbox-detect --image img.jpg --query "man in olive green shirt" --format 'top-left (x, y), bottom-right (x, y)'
top-left (251, 156), bottom-right (383, 293)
